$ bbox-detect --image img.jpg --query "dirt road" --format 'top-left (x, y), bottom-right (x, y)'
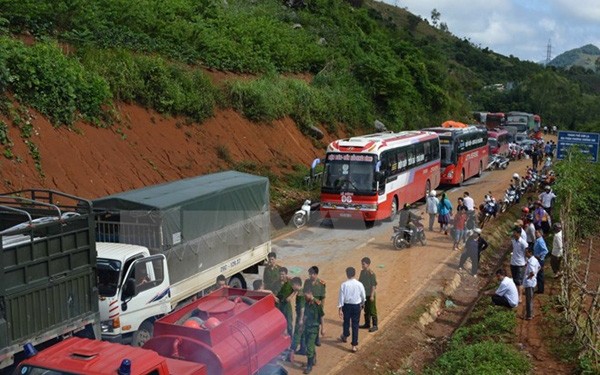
top-left (273, 156), bottom-right (536, 374)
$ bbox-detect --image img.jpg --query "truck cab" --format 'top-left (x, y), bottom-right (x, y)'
top-left (16, 337), bottom-right (206, 375)
top-left (97, 243), bottom-right (170, 346)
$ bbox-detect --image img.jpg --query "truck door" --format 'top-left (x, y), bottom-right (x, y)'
top-left (120, 255), bottom-right (171, 336)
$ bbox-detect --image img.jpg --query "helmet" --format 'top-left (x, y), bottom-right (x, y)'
top-left (522, 207), bottom-right (529, 213)
top-left (404, 203), bottom-right (411, 209)
top-left (430, 190), bottom-right (437, 197)
top-left (545, 185), bottom-right (551, 191)
top-left (526, 214), bottom-right (534, 222)
top-left (473, 228), bottom-right (482, 234)
top-left (513, 173), bottom-right (519, 179)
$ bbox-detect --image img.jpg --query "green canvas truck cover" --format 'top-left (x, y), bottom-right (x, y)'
top-left (92, 171), bottom-right (270, 285)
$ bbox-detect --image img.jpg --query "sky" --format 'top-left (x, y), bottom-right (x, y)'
top-left (382, 0), bottom-right (600, 62)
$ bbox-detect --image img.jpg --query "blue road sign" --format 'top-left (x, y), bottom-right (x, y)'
top-left (557, 131), bottom-right (599, 162)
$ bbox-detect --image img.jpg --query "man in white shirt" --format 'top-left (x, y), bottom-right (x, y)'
top-left (510, 227), bottom-right (528, 292)
top-left (539, 186), bottom-right (556, 217)
top-left (524, 248), bottom-right (541, 320)
top-left (551, 223), bottom-right (564, 277)
top-left (463, 192), bottom-right (475, 229)
top-left (487, 268), bottom-right (519, 308)
top-left (338, 267), bottom-right (366, 353)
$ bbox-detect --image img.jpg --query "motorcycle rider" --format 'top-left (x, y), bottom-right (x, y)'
top-left (398, 203), bottom-right (422, 239)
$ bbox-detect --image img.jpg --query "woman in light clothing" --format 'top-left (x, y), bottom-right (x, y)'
top-left (426, 190), bottom-right (439, 231)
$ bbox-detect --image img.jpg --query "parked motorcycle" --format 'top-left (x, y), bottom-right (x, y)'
top-left (292, 199), bottom-right (312, 228)
top-left (499, 185), bottom-right (518, 213)
top-left (478, 195), bottom-right (498, 228)
top-left (391, 220), bottom-right (426, 249)
top-left (487, 154), bottom-right (509, 170)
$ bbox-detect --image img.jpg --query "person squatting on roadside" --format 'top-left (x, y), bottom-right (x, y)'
top-left (551, 223), bottom-right (564, 278)
top-left (524, 248), bottom-right (541, 320)
top-left (437, 193), bottom-right (453, 234)
top-left (487, 268), bottom-right (519, 308)
top-left (426, 190), bottom-right (439, 231)
top-left (510, 227), bottom-right (528, 294)
top-left (358, 257), bottom-right (378, 332)
top-left (338, 267), bottom-right (366, 353)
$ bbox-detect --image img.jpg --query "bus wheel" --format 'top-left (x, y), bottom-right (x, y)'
top-left (477, 161), bottom-right (483, 177)
top-left (388, 197), bottom-right (398, 222)
top-left (425, 180), bottom-right (431, 199)
top-left (459, 170), bottom-right (465, 186)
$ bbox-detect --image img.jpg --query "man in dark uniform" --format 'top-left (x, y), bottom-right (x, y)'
top-left (303, 266), bottom-right (326, 346)
top-left (290, 277), bottom-right (305, 359)
top-left (264, 252), bottom-right (281, 294)
top-left (276, 267), bottom-right (294, 337)
top-left (302, 285), bottom-right (323, 374)
top-left (358, 257), bottom-right (378, 332)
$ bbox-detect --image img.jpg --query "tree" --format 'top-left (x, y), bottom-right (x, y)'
top-left (431, 8), bottom-right (440, 27)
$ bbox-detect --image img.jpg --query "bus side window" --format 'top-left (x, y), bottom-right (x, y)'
top-left (423, 142), bottom-right (431, 163)
top-left (397, 149), bottom-right (407, 172)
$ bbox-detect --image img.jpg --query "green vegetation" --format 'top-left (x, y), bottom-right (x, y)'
top-left (426, 302), bottom-right (530, 375)
top-left (553, 151), bottom-right (600, 238)
top-left (1, 0), bottom-right (599, 137)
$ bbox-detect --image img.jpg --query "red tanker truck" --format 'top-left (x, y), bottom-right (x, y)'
top-left (14, 288), bottom-right (290, 375)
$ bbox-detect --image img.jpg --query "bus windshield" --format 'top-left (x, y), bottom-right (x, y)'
top-left (440, 145), bottom-right (455, 166)
top-left (322, 154), bottom-right (376, 194)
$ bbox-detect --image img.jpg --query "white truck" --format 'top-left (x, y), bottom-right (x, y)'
top-left (92, 171), bottom-right (271, 346)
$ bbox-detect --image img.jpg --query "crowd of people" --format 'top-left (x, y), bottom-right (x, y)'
top-left (236, 252), bottom-right (378, 373)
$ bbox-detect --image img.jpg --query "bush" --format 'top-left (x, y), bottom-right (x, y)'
top-left (0, 38), bottom-right (111, 125)
top-left (427, 342), bottom-right (531, 375)
top-left (78, 48), bottom-right (216, 122)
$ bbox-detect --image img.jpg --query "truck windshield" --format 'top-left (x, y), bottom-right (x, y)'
top-left (322, 154), bottom-right (376, 194)
top-left (97, 258), bottom-right (122, 297)
top-left (18, 366), bottom-right (78, 375)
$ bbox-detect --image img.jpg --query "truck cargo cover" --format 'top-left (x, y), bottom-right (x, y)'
top-left (93, 171), bottom-right (269, 242)
top-left (92, 171), bottom-right (270, 283)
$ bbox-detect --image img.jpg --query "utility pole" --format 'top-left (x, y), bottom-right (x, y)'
top-left (545, 39), bottom-right (552, 66)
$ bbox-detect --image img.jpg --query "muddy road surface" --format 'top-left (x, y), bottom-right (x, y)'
top-left (271, 156), bottom-right (537, 374)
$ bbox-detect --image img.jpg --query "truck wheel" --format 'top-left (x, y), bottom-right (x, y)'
top-left (132, 320), bottom-right (154, 347)
top-left (228, 274), bottom-right (247, 289)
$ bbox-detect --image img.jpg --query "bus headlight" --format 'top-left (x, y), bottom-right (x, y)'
top-left (447, 170), bottom-right (454, 178)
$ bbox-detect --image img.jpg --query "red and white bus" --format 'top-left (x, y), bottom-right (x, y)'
top-left (319, 131), bottom-right (441, 222)
top-left (487, 128), bottom-right (510, 156)
top-left (424, 123), bottom-right (488, 185)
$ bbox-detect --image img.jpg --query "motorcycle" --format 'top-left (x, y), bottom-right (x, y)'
top-left (499, 185), bottom-right (518, 213)
top-left (478, 197), bottom-right (497, 228)
top-left (292, 199), bottom-right (312, 228)
top-left (487, 154), bottom-right (509, 171)
top-left (391, 219), bottom-right (426, 249)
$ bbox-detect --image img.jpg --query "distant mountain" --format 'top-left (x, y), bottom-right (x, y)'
top-left (548, 44), bottom-right (600, 71)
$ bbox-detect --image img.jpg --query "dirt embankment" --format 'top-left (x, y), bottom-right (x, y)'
top-left (0, 103), bottom-right (342, 199)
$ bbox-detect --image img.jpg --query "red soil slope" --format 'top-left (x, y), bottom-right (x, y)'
top-left (0, 103), bottom-right (341, 199)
